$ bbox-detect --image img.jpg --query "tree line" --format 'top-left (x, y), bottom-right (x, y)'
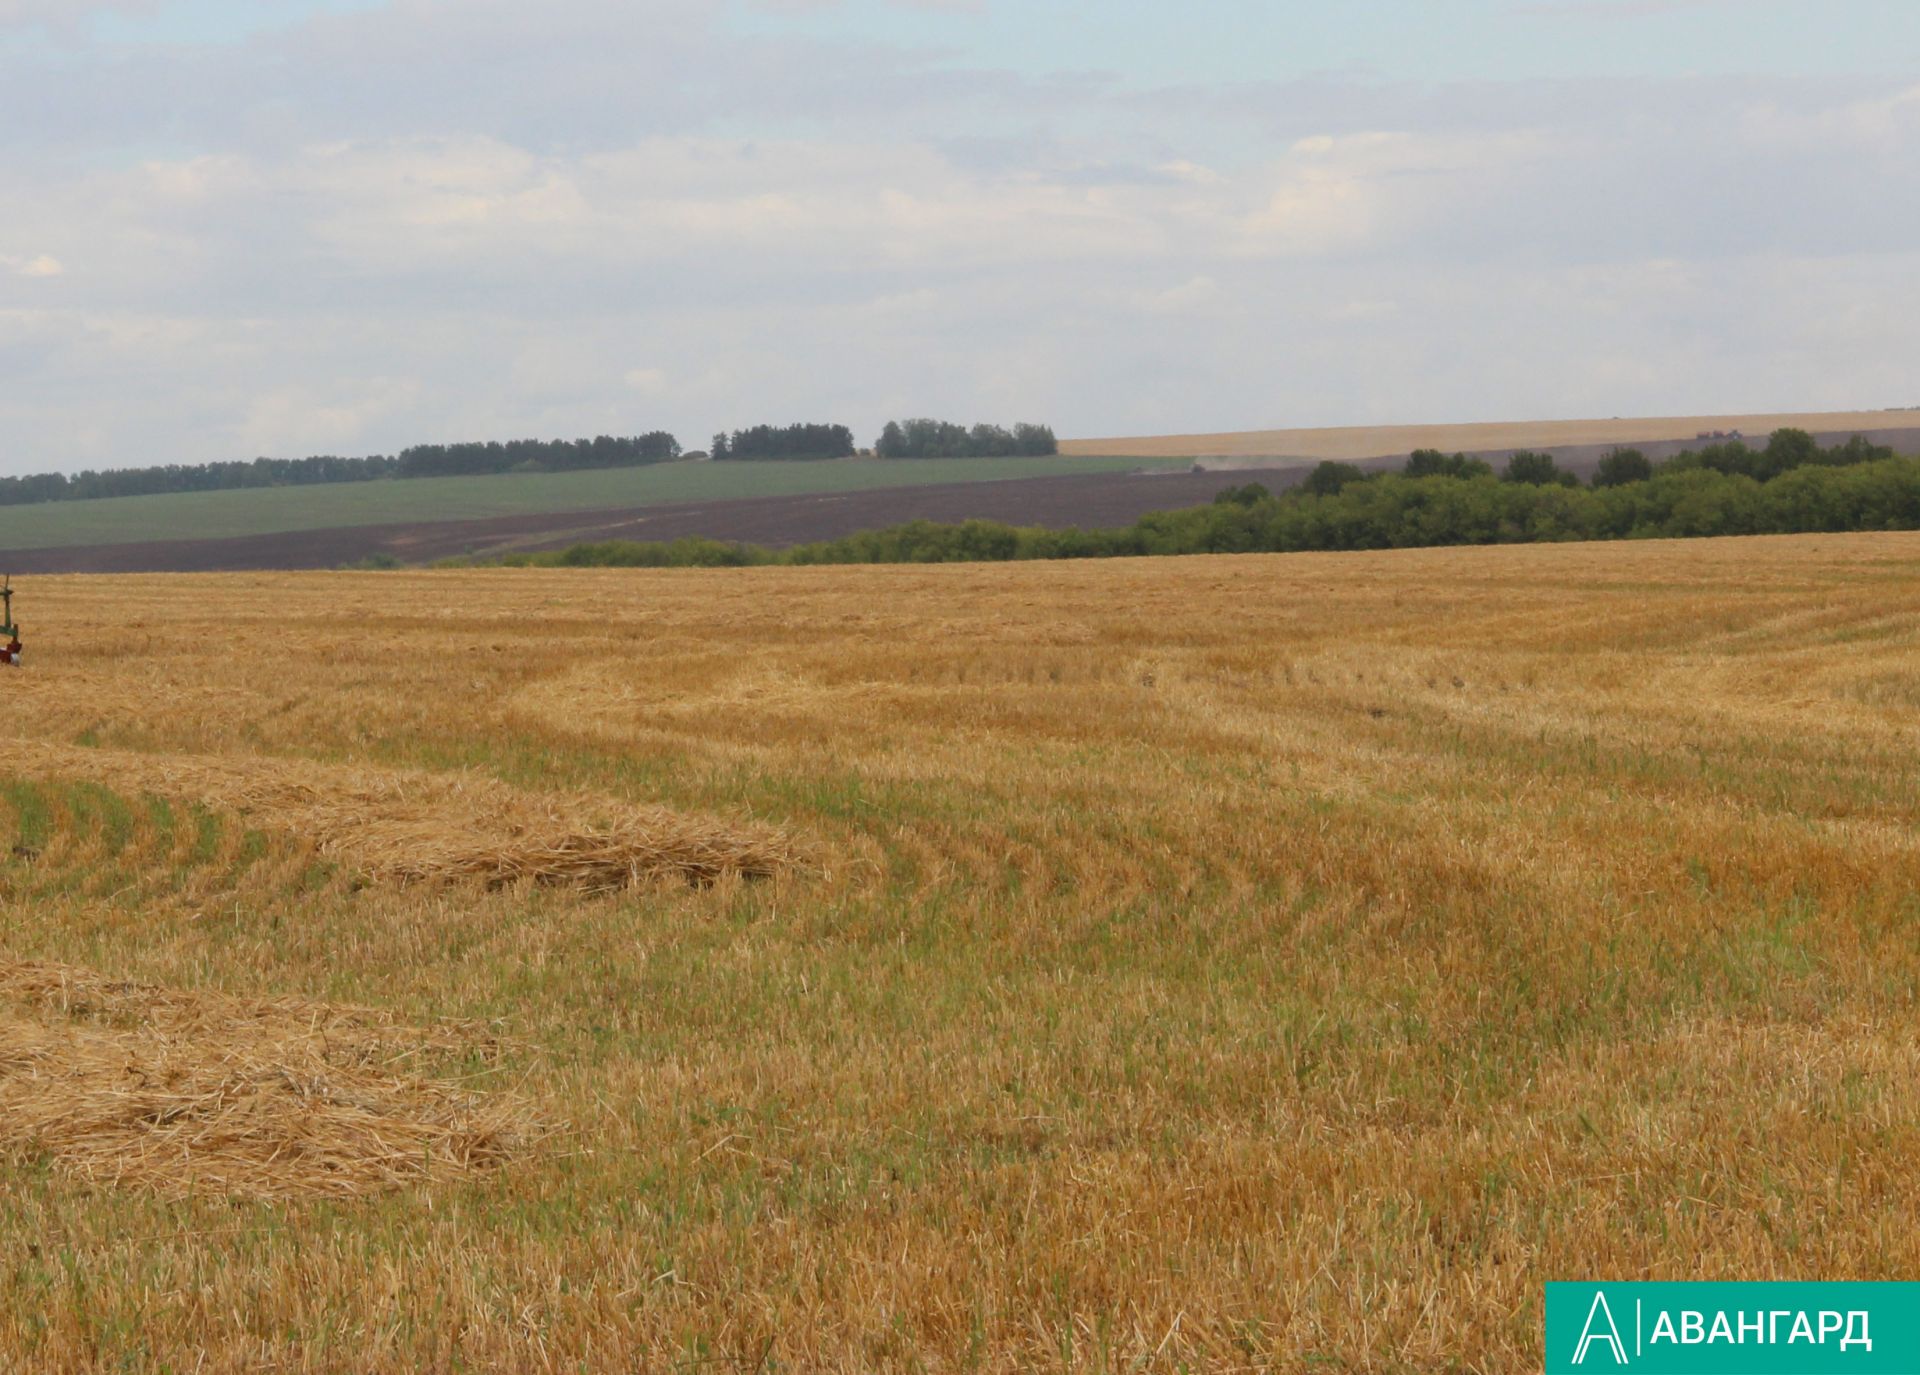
top-left (395, 432), bottom-right (680, 478)
top-left (0, 413), bottom-right (1067, 506)
top-left (488, 429), bottom-right (1920, 569)
top-left (711, 424), bottom-right (857, 462)
top-left (875, 419), bottom-right (1059, 459)
top-left (708, 419), bottom-right (1058, 460)
top-left (1286, 427), bottom-right (1896, 500)
top-left (0, 431), bottom-right (682, 508)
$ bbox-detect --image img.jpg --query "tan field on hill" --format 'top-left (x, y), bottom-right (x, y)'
top-left (1062, 408), bottom-right (1916, 459)
top-left (5, 536), bottom-right (1920, 1369)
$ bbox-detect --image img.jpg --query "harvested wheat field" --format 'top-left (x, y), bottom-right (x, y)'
top-left (5, 535), bottom-right (1920, 1370)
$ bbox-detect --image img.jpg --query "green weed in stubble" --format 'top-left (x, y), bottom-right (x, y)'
top-left (0, 779), bottom-right (52, 857)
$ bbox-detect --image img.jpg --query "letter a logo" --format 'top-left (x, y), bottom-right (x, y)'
top-left (1573, 1290), bottom-right (1629, 1366)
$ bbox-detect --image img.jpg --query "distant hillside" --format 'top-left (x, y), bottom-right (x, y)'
top-left (1063, 410), bottom-right (1920, 460)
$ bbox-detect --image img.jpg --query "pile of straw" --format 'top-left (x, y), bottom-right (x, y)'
top-left (8, 741), bottom-right (799, 893)
top-left (0, 959), bottom-right (535, 1200)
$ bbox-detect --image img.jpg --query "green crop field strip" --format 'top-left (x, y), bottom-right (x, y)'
top-left (0, 455), bottom-right (1177, 552)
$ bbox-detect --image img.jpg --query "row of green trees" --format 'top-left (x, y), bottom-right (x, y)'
top-left (0, 412), bottom-right (1068, 507)
top-left (710, 424), bottom-right (857, 461)
top-left (499, 438), bottom-right (1920, 571)
top-left (1281, 430), bottom-right (1897, 503)
top-left (702, 418), bottom-right (1060, 461)
top-left (1302, 426), bottom-right (1896, 496)
top-left (0, 431), bottom-right (684, 508)
top-left (0, 454), bottom-right (404, 506)
top-left (874, 420), bottom-right (1059, 459)
top-left (394, 432), bottom-right (680, 479)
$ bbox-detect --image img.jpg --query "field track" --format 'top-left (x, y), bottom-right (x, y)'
top-left (6, 534), bottom-right (1920, 1368)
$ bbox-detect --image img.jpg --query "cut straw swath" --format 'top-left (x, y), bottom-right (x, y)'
top-left (0, 959), bottom-right (541, 1200)
top-left (5, 741), bottom-right (802, 893)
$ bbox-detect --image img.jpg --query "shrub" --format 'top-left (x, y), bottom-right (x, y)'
top-left (1592, 448), bottom-right (1652, 488)
top-left (1502, 451), bottom-right (1577, 487)
top-left (1302, 461), bottom-right (1368, 497)
top-left (1405, 449), bottom-right (1493, 480)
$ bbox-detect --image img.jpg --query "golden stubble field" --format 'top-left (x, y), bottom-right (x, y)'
top-left (5, 534), bottom-right (1920, 1371)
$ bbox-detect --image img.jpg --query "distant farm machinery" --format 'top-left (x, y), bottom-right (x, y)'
top-left (1, 577), bottom-right (21, 667)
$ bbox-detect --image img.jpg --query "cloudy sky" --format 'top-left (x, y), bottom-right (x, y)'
top-left (2, 0), bottom-right (1918, 474)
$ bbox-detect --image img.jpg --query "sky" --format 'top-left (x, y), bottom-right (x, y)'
top-left (2, 0), bottom-right (1918, 473)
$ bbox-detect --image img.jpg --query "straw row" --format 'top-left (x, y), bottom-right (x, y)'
top-left (0, 958), bottom-right (535, 1200)
top-left (6, 740), bottom-right (801, 893)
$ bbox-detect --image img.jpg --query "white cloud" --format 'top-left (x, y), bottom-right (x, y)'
top-left (1325, 299), bottom-right (1398, 322)
top-left (236, 377), bottom-right (420, 455)
top-left (1119, 276), bottom-right (1223, 317)
top-left (1, 252), bottom-right (63, 278)
top-left (0, 0), bottom-right (150, 26)
top-left (0, 0), bottom-right (1917, 472)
